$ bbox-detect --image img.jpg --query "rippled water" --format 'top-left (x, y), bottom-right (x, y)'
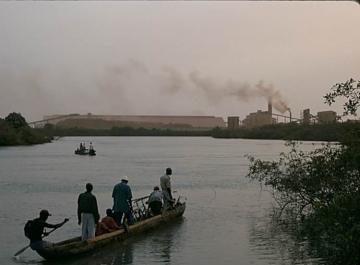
top-left (0, 137), bottom-right (325, 265)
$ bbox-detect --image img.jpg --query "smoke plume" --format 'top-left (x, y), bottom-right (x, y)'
top-left (188, 71), bottom-right (290, 113)
top-left (0, 59), bottom-right (290, 121)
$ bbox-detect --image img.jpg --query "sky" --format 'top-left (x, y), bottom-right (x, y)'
top-left (0, 1), bottom-right (359, 122)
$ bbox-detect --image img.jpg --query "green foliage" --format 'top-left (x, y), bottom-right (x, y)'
top-left (0, 118), bottom-right (18, 145)
top-left (247, 79), bottom-right (360, 264)
top-left (303, 193), bottom-right (360, 265)
top-left (0, 113), bottom-right (50, 146)
top-left (5, 112), bottom-right (28, 129)
top-left (248, 141), bottom-right (360, 264)
top-left (248, 143), bottom-right (348, 215)
top-left (324, 78), bottom-right (360, 116)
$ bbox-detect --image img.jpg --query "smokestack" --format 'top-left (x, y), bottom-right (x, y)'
top-left (268, 98), bottom-right (272, 116)
top-left (288, 109), bottom-right (292, 122)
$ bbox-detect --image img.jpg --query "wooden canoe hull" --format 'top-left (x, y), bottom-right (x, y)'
top-left (36, 202), bottom-right (185, 260)
top-left (74, 149), bottom-right (96, 156)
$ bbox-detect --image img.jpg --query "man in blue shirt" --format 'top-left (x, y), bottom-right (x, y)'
top-left (112, 176), bottom-right (133, 227)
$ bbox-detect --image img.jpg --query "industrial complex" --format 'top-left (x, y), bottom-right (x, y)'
top-left (30, 101), bottom-right (338, 130)
top-left (35, 114), bottom-right (226, 129)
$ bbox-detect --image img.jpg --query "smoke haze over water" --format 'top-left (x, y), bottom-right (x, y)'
top-left (0, 60), bottom-right (290, 121)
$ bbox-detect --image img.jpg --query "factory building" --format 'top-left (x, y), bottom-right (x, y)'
top-left (242, 101), bottom-right (276, 128)
top-left (300, 109), bottom-right (337, 124)
top-left (303, 109), bottom-right (311, 125)
top-left (227, 116), bottom-right (240, 129)
top-left (317, 111), bottom-right (337, 124)
top-left (242, 110), bottom-right (274, 128)
top-left (41, 114), bottom-right (226, 129)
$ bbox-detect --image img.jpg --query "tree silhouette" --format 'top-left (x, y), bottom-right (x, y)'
top-left (5, 112), bottom-right (28, 129)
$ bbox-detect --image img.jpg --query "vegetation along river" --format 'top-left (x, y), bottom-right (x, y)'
top-left (0, 137), bottom-right (326, 265)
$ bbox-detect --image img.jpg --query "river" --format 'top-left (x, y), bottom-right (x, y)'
top-left (0, 137), bottom-right (325, 265)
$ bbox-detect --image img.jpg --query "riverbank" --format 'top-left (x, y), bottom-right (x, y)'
top-left (2, 116), bottom-right (358, 146)
top-left (0, 114), bottom-right (52, 146)
top-left (40, 122), bottom-right (359, 142)
top-left (212, 122), bottom-right (359, 142)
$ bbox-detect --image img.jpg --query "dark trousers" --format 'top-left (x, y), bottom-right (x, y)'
top-left (114, 211), bottom-right (134, 226)
top-left (149, 201), bottom-right (162, 215)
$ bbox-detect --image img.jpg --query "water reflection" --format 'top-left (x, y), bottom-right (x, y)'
top-left (89, 240), bottom-right (134, 265)
top-left (42, 218), bottom-right (183, 265)
top-left (248, 210), bottom-right (325, 265)
top-left (138, 218), bottom-right (183, 264)
top-left (42, 241), bottom-right (133, 265)
top-left (148, 228), bottom-right (174, 263)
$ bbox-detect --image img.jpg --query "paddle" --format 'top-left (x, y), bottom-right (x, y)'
top-left (14, 218), bottom-right (69, 257)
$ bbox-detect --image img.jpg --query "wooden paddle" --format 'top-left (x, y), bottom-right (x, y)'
top-left (14, 218), bottom-right (69, 257)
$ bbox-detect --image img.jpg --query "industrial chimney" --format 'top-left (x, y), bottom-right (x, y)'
top-left (288, 109), bottom-right (292, 123)
top-left (268, 98), bottom-right (272, 116)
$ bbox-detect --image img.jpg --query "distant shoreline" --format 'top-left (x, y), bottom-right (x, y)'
top-left (38, 122), bottom-right (358, 142)
top-left (3, 122), bottom-right (357, 146)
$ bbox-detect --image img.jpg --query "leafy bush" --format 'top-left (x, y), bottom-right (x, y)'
top-left (247, 79), bottom-right (360, 264)
top-left (5, 112), bottom-right (28, 129)
top-left (0, 113), bottom-right (50, 146)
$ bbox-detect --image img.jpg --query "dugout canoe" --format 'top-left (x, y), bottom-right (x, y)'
top-left (36, 202), bottom-right (186, 260)
top-left (74, 148), bottom-right (96, 156)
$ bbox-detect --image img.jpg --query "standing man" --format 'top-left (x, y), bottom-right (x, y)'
top-left (77, 183), bottom-right (100, 240)
top-left (112, 176), bottom-right (133, 227)
top-left (160, 168), bottom-right (175, 211)
top-left (26, 210), bottom-right (68, 251)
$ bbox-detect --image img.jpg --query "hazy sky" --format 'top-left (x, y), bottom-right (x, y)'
top-left (0, 1), bottom-right (359, 122)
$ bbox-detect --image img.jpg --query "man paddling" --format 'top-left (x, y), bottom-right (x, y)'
top-left (26, 210), bottom-right (68, 251)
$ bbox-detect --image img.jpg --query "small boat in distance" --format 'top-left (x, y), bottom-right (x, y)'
top-left (35, 199), bottom-right (186, 260)
top-left (74, 148), bottom-right (96, 156)
top-left (75, 142), bottom-right (96, 156)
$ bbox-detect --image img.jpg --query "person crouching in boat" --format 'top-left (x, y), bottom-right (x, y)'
top-left (112, 176), bottom-right (134, 227)
top-left (95, 209), bottom-right (121, 236)
top-left (77, 183), bottom-right (100, 240)
top-left (26, 210), bottom-right (68, 251)
top-left (147, 186), bottom-right (163, 216)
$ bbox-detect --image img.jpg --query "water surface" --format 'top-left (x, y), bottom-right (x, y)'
top-left (0, 137), bottom-right (325, 265)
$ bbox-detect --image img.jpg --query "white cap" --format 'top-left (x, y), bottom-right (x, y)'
top-left (121, 176), bottom-right (129, 182)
